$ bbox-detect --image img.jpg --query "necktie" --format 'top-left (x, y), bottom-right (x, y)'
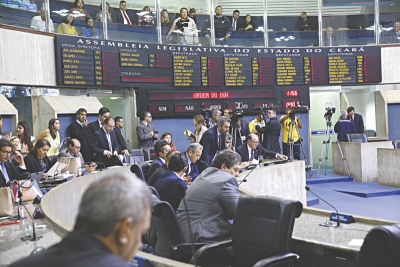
top-left (106, 132), bottom-right (113, 153)
top-left (233, 20), bottom-right (236, 31)
top-left (250, 150), bottom-right (254, 161)
top-left (123, 11), bottom-right (131, 25)
top-left (329, 36), bottom-right (332, 46)
top-left (219, 134), bottom-right (223, 151)
top-left (0, 162), bottom-right (10, 183)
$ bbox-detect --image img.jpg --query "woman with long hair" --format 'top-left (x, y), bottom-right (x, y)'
top-left (160, 9), bottom-right (171, 28)
top-left (193, 114), bottom-right (207, 143)
top-left (37, 118), bottom-right (61, 156)
top-left (69, 0), bottom-right (89, 20)
top-left (57, 13), bottom-right (78, 35)
top-left (10, 122), bottom-right (35, 157)
top-left (153, 131), bottom-right (176, 158)
top-left (24, 139), bottom-right (54, 175)
top-left (95, 2), bottom-right (112, 22)
top-left (239, 14), bottom-right (257, 31)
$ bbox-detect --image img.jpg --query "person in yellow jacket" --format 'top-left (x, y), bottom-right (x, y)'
top-left (280, 107), bottom-right (302, 160)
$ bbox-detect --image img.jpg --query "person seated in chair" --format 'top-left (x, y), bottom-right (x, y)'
top-left (148, 140), bottom-right (171, 178)
top-left (0, 139), bottom-right (26, 188)
top-left (58, 139), bottom-right (96, 174)
top-left (24, 139), bottom-right (56, 176)
top-left (148, 150), bottom-right (180, 187)
top-left (177, 150), bottom-right (241, 242)
top-left (154, 153), bottom-right (188, 211)
top-left (183, 143), bottom-right (207, 181)
top-left (236, 134), bottom-right (287, 163)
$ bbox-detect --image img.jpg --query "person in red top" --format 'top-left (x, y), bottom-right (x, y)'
top-left (154, 132), bottom-right (176, 158)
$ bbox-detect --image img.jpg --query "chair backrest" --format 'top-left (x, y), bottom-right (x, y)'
top-left (356, 224), bottom-right (400, 267)
top-left (143, 146), bottom-right (155, 161)
top-left (130, 164), bottom-right (146, 182)
top-left (364, 130), bottom-right (376, 137)
top-left (142, 193), bottom-right (160, 249)
top-left (152, 200), bottom-right (185, 261)
top-left (346, 133), bottom-right (368, 143)
top-left (138, 161), bottom-right (152, 182)
top-left (129, 149), bottom-right (145, 163)
top-left (231, 195), bottom-right (303, 267)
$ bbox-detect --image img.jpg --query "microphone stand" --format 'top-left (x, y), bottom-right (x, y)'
top-left (305, 186), bottom-right (341, 228)
top-left (238, 165), bottom-right (257, 186)
top-left (19, 190), bottom-right (42, 241)
top-left (54, 153), bottom-right (68, 178)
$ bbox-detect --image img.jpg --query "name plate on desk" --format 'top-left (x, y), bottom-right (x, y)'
top-left (130, 255), bottom-right (153, 267)
top-left (330, 212), bottom-right (356, 224)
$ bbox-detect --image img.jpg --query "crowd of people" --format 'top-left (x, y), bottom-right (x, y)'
top-left (0, 105), bottom-right (367, 266)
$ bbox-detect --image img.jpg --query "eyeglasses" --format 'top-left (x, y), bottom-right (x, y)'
top-left (145, 115), bottom-right (152, 118)
top-left (0, 150), bottom-right (12, 155)
top-left (249, 140), bottom-right (259, 144)
top-left (74, 146), bottom-right (81, 149)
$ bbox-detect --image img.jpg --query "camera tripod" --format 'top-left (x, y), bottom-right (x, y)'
top-left (317, 117), bottom-right (350, 178)
top-left (286, 116), bottom-right (312, 179)
top-left (230, 121), bottom-right (244, 147)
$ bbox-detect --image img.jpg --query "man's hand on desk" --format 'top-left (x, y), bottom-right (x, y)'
top-left (276, 154), bottom-right (288, 160)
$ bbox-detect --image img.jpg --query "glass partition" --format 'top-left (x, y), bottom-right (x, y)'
top-left (379, 0), bottom-right (400, 44)
top-left (322, 0), bottom-right (376, 46)
top-left (0, 0), bottom-right (55, 32)
top-left (266, 8), bottom-right (318, 47)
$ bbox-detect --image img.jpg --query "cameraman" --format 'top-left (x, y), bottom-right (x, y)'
top-left (334, 110), bottom-right (356, 141)
top-left (224, 108), bottom-right (249, 147)
top-left (255, 107), bottom-right (281, 153)
top-left (167, 7), bottom-right (199, 45)
top-left (280, 107), bottom-right (302, 160)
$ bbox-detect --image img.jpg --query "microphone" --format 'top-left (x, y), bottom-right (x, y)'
top-left (54, 153), bottom-right (70, 177)
top-left (305, 186), bottom-right (341, 228)
top-left (184, 130), bottom-right (196, 142)
top-left (238, 164), bottom-right (258, 186)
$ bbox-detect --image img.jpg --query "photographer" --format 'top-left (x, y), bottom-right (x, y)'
top-left (167, 7), bottom-right (198, 45)
top-left (255, 107), bottom-right (281, 153)
top-left (280, 107), bottom-right (302, 160)
top-left (225, 107), bottom-right (248, 147)
top-left (334, 110), bottom-right (356, 141)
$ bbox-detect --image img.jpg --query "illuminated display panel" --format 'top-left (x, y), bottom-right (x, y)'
top-left (55, 36), bottom-right (381, 88)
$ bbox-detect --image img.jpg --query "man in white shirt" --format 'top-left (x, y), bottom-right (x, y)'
top-left (30, 10), bottom-right (54, 32)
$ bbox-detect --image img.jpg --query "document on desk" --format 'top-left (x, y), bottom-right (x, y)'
top-left (348, 239), bottom-right (364, 246)
top-left (47, 162), bottom-right (68, 177)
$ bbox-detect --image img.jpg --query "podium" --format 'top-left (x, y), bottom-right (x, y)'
top-left (332, 141), bottom-right (392, 182)
top-left (238, 161), bottom-right (306, 206)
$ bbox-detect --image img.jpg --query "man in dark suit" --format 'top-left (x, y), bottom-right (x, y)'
top-left (347, 106), bottom-right (364, 134)
top-left (228, 10), bottom-right (241, 32)
top-left (136, 111), bottom-right (158, 149)
top-left (183, 143), bottom-right (208, 181)
top-left (177, 150), bottom-right (241, 242)
top-left (200, 116), bottom-right (230, 166)
top-left (10, 174), bottom-right (152, 267)
top-left (114, 116), bottom-right (129, 156)
top-left (322, 26), bottom-right (338, 46)
top-left (87, 107), bottom-right (110, 159)
top-left (255, 107), bottom-right (281, 153)
top-left (335, 110), bottom-right (356, 141)
top-left (148, 150), bottom-right (180, 187)
top-left (236, 134), bottom-right (287, 163)
top-left (0, 139), bottom-right (25, 188)
top-left (69, 108), bottom-right (92, 162)
top-left (111, 0), bottom-right (136, 25)
top-left (154, 153), bottom-right (188, 211)
top-left (148, 140), bottom-right (171, 178)
top-left (91, 117), bottom-right (121, 167)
